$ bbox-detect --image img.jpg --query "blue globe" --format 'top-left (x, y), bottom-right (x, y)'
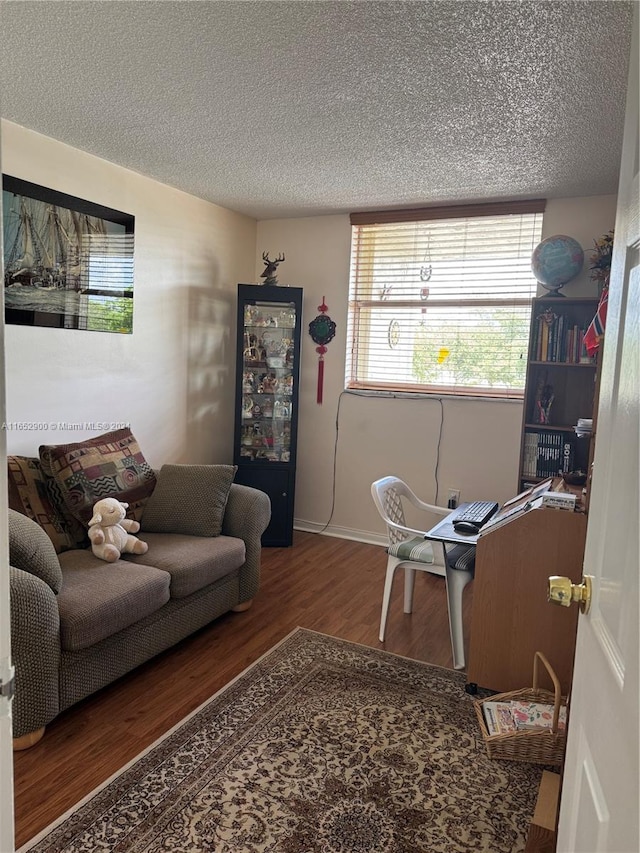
top-left (531, 235), bottom-right (584, 294)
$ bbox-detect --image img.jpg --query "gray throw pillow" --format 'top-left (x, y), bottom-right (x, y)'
top-left (141, 464), bottom-right (237, 537)
top-left (8, 509), bottom-right (64, 593)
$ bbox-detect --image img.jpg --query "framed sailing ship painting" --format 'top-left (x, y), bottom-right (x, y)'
top-left (2, 175), bottom-right (135, 333)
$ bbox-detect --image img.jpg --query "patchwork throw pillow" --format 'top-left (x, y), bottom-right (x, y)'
top-left (7, 455), bottom-right (81, 553)
top-left (39, 428), bottom-right (157, 532)
top-left (141, 464), bottom-right (237, 537)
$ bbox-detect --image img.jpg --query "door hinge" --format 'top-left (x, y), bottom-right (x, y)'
top-left (0, 672), bottom-right (15, 699)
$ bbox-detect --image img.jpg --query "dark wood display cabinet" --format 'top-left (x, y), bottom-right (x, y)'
top-left (233, 284), bottom-right (303, 546)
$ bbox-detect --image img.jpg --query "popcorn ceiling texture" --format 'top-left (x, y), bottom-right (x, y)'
top-left (0, 1), bottom-right (633, 220)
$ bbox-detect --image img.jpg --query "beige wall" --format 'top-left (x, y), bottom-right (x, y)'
top-left (2, 120), bottom-right (257, 466)
top-left (540, 196), bottom-right (617, 298)
top-left (0, 121), bottom-right (616, 539)
top-left (257, 195), bottom-right (617, 542)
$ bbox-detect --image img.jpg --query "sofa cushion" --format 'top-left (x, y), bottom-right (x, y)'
top-left (141, 464), bottom-right (237, 537)
top-left (8, 455), bottom-right (80, 553)
top-left (125, 532), bottom-right (245, 598)
top-left (8, 509), bottom-right (64, 593)
top-left (39, 428), bottom-right (157, 540)
top-left (57, 549), bottom-right (170, 651)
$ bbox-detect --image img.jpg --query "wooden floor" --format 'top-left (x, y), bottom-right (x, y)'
top-left (12, 531), bottom-right (473, 848)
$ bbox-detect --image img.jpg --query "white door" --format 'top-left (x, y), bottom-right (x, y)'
top-left (556, 12), bottom-right (639, 853)
top-left (0, 138), bottom-right (16, 850)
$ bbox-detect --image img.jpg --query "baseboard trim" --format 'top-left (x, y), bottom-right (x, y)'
top-left (293, 519), bottom-right (387, 547)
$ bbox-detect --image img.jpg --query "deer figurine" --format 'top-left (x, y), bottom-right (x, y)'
top-left (260, 252), bottom-right (285, 285)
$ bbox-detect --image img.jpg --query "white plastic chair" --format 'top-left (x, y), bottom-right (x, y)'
top-left (371, 476), bottom-right (475, 670)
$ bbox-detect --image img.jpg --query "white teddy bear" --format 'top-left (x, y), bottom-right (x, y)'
top-left (88, 497), bottom-right (149, 563)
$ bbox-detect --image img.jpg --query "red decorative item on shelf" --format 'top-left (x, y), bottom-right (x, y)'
top-left (308, 297), bottom-right (336, 405)
top-left (584, 288), bottom-right (609, 356)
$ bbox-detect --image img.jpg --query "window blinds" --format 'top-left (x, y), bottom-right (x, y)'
top-left (347, 201), bottom-right (545, 398)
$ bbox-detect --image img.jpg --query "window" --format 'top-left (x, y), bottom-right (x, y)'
top-left (347, 200), bottom-right (545, 398)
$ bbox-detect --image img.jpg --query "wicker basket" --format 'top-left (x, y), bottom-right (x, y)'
top-left (474, 652), bottom-right (567, 766)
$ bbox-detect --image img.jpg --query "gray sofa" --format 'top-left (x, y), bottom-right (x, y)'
top-left (9, 476), bottom-right (270, 745)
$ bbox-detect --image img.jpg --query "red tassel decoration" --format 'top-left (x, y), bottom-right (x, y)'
top-left (308, 297), bottom-right (336, 406)
top-left (316, 350), bottom-right (326, 404)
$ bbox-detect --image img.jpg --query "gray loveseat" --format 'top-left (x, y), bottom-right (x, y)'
top-left (9, 458), bottom-right (270, 746)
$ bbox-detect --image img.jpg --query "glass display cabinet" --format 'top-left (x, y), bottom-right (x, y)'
top-left (233, 284), bottom-right (303, 546)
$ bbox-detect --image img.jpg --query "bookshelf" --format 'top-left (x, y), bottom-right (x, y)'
top-left (518, 296), bottom-right (600, 493)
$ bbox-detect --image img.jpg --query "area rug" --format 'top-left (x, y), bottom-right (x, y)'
top-left (21, 628), bottom-right (543, 853)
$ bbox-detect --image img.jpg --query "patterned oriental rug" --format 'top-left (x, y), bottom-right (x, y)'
top-left (21, 629), bottom-right (543, 853)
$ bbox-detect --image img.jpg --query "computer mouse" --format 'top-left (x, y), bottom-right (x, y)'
top-left (453, 520), bottom-right (480, 535)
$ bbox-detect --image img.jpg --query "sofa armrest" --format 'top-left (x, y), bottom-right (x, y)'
top-left (222, 484), bottom-right (271, 603)
top-left (10, 566), bottom-right (61, 738)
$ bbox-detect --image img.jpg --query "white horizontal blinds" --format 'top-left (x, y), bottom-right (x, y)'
top-left (77, 229), bottom-right (134, 333)
top-left (348, 200), bottom-right (545, 398)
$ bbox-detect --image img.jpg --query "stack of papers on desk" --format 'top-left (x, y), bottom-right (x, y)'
top-left (478, 499), bottom-right (539, 536)
top-left (479, 505), bottom-right (523, 535)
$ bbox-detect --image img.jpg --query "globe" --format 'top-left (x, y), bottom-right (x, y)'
top-left (531, 235), bottom-right (584, 296)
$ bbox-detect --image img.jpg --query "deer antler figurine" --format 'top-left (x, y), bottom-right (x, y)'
top-left (260, 252), bottom-right (285, 286)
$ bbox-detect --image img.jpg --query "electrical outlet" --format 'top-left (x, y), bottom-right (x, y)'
top-left (447, 489), bottom-right (460, 508)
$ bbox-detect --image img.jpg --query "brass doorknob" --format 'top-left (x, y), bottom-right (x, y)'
top-left (548, 575), bottom-right (592, 614)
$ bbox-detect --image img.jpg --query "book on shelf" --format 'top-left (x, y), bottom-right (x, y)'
top-left (532, 312), bottom-right (595, 364)
top-left (523, 430), bottom-right (574, 479)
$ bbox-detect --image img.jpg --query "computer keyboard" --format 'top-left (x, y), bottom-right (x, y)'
top-left (455, 501), bottom-right (499, 528)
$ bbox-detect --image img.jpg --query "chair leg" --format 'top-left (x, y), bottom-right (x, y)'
top-left (403, 567), bottom-right (416, 614)
top-left (379, 561), bottom-right (399, 642)
top-left (445, 568), bottom-right (473, 670)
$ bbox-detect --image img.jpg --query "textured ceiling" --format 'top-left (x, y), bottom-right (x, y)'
top-left (0, 1), bottom-right (634, 220)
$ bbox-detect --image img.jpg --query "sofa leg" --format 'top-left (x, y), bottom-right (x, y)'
top-left (13, 727), bottom-right (45, 751)
top-left (231, 599), bottom-right (253, 613)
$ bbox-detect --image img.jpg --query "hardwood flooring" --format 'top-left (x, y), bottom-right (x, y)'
top-left (12, 531), bottom-right (473, 848)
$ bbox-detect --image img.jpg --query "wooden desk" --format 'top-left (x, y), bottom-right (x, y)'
top-left (467, 505), bottom-right (586, 695)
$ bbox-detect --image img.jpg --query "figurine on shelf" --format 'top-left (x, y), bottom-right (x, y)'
top-left (243, 342), bottom-right (259, 364)
top-left (242, 371), bottom-right (255, 393)
top-left (282, 375), bottom-right (294, 395)
top-left (535, 380), bottom-right (555, 424)
top-left (262, 373), bottom-right (277, 393)
top-left (242, 396), bottom-right (254, 419)
top-left (244, 306), bottom-right (258, 326)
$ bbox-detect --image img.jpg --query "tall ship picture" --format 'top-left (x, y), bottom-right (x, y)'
top-left (2, 176), bottom-right (135, 333)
